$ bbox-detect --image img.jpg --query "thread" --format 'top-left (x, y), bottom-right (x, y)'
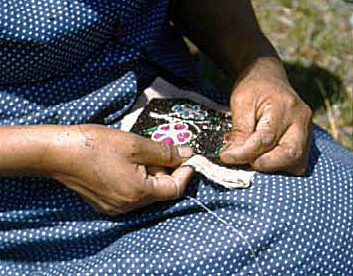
top-left (185, 196), bottom-right (264, 276)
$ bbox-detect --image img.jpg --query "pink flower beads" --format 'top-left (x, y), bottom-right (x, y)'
top-left (151, 123), bottom-right (192, 145)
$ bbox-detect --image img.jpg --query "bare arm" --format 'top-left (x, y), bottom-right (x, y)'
top-left (170, 0), bottom-right (312, 175)
top-left (170, 0), bottom-right (284, 79)
top-left (0, 125), bottom-right (66, 176)
top-left (0, 125), bottom-right (193, 214)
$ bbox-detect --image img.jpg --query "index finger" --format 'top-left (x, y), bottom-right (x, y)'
top-left (251, 123), bottom-right (311, 175)
top-left (122, 132), bottom-right (193, 167)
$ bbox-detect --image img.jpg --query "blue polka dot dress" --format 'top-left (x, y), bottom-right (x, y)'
top-left (1, 1), bottom-right (353, 275)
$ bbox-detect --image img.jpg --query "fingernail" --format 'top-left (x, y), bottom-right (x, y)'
top-left (180, 164), bottom-right (195, 171)
top-left (177, 146), bottom-right (193, 158)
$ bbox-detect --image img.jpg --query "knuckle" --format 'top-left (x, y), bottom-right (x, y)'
top-left (127, 182), bottom-right (149, 202)
top-left (284, 145), bottom-right (301, 161)
top-left (259, 131), bottom-right (277, 149)
top-left (125, 135), bottom-right (143, 159)
top-left (157, 142), bottom-right (177, 165)
top-left (284, 94), bottom-right (298, 109)
top-left (284, 144), bottom-right (307, 170)
top-left (231, 124), bottom-right (252, 136)
top-left (287, 97), bottom-right (296, 109)
top-left (303, 103), bottom-right (313, 121)
top-left (292, 100), bottom-right (312, 121)
top-left (230, 91), bottom-right (244, 106)
top-left (231, 125), bottom-right (243, 134)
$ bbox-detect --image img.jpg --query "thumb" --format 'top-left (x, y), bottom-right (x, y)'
top-left (219, 131), bottom-right (252, 165)
top-left (220, 112), bottom-right (279, 165)
top-left (146, 165), bottom-right (195, 200)
top-left (127, 134), bottom-right (193, 167)
top-left (220, 98), bottom-right (256, 164)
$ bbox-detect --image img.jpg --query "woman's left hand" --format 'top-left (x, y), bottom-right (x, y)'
top-left (171, 0), bottom-right (313, 175)
top-left (220, 67), bottom-right (312, 175)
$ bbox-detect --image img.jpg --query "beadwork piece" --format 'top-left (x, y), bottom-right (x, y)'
top-left (171, 104), bottom-right (208, 120)
top-left (151, 123), bottom-right (192, 145)
top-left (131, 98), bottom-right (254, 188)
top-left (131, 98), bottom-right (232, 164)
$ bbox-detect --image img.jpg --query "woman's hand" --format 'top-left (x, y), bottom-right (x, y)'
top-left (47, 124), bottom-right (194, 215)
top-left (220, 59), bottom-right (312, 175)
top-left (171, 0), bottom-right (313, 175)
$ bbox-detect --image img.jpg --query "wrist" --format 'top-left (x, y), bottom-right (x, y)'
top-left (0, 125), bottom-right (71, 176)
top-left (236, 56), bottom-right (289, 83)
top-left (45, 125), bottom-right (91, 176)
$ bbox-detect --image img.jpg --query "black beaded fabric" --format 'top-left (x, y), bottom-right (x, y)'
top-left (131, 98), bottom-right (232, 164)
top-left (1, 1), bottom-right (353, 276)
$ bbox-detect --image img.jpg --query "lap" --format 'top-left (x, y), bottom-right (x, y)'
top-left (1, 126), bottom-right (352, 276)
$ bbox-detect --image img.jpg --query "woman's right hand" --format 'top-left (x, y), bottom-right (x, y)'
top-left (45, 124), bottom-right (194, 215)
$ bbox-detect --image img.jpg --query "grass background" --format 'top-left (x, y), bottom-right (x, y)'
top-left (189, 0), bottom-right (353, 151)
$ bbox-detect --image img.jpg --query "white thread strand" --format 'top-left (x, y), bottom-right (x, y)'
top-left (185, 196), bottom-right (264, 276)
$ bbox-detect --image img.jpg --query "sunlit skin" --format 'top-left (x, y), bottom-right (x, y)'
top-left (0, 0), bottom-right (312, 215)
top-left (0, 125), bottom-right (194, 215)
top-left (171, 0), bottom-right (312, 175)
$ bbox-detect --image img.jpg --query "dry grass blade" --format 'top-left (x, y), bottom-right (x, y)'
top-left (315, 78), bottom-right (339, 139)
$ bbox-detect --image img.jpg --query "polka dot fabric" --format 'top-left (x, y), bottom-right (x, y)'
top-left (1, 1), bottom-right (353, 275)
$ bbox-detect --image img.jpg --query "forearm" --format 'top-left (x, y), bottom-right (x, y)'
top-left (0, 125), bottom-right (80, 176)
top-left (170, 0), bottom-right (287, 82)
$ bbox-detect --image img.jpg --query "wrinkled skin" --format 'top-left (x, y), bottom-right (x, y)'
top-left (48, 124), bottom-right (194, 215)
top-left (171, 0), bottom-right (313, 175)
top-left (220, 69), bottom-right (312, 175)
